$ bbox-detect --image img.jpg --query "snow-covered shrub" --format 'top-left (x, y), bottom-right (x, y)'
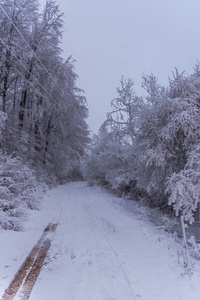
top-left (86, 131), bottom-right (112, 187)
top-left (0, 151), bottom-right (46, 230)
top-left (86, 127), bottom-right (139, 196)
top-left (136, 204), bottom-right (178, 232)
top-left (188, 236), bottom-right (200, 260)
top-left (167, 143), bottom-right (200, 224)
top-left (105, 145), bottom-right (138, 195)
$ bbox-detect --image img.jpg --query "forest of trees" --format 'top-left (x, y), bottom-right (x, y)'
top-left (86, 70), bottom-right (200, 225)
top-left (0, 0), bottom-right (90, 179)
top-left (0, 0), bottom-right (200, 231)
top-left (0, 0), bottom-right (90, 229)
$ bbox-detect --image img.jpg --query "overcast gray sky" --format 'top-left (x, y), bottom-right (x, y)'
top-left (39, 0), bottom-right (200, 133)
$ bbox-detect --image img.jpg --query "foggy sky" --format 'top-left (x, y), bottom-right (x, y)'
top-left (39, 0), bottom-right (200, 133)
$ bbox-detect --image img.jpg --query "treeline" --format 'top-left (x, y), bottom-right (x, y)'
top-left (86, 68), bottom-right (200, 224)
top-left (0, 0), bottom-right (90, 230)
top-left (0, 0), bottom-right (90, 182)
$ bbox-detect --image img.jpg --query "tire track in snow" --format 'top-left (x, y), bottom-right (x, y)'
top-left (1, 223), bottom-right (57, 300)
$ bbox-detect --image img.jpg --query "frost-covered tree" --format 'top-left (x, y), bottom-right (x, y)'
top-left (0, 0), bottom-right (90, 182)
top-left (166, 143), bottom-right (200, 224)
top-left (0, 0), bottom-right (90, 230)
top-left (86, 78), bottom-right (141, 195)
top-left (104, 77), bottom-right (143, 144)
top-left (136, 70), bottom-right (200, 211)
top-left (0, 0), bottom-right (39, 113)
top-left (166, 68), bottom-right (200, 223)
top-left (86, 127), bottom-right (136, 192)
top-left (141, 73), bottom-right (166, 105)
top-left (136, 75), bottom-right (169, 202)
top-left (40, 58), bottom-right (90, 181)
top-left (18, 0), bottom-right (63, 130)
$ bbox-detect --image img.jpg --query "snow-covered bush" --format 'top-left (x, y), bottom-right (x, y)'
top-left (104, 144), bottom-right (137, 194)
top-left (86, 127), bottom-right (138, 195)
top-left (167, 143), bottom-right (200, 224)
top-left (0, 151), bottom-right (46, 230)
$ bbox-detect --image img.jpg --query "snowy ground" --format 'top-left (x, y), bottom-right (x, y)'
top-left (1, 182), bottom-right (200, 300)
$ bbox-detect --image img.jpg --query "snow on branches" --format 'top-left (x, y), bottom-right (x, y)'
top-left (167, 143), bottom-right (200, 224)
top-left (0, 151), bottom-right (46, 230)
top-left (88, 68), bottom-right (200, 224)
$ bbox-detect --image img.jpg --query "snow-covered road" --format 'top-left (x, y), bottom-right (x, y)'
top-left (1, 182), bottom-right (200, 300)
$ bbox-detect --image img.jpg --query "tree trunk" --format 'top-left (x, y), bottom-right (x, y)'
top-left (18, 62), bottom-right (33, 129)
top-left (2, 48), bottom-right (12, 113)
top-left (43, 115), bottom-right (52, 166)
